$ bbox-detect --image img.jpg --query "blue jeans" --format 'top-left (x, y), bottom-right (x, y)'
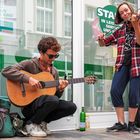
top-left (110, 65), bottom-right (140, 108)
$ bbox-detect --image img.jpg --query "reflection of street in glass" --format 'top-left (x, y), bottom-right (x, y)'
top-left (92, 18), bottom-right (102, 40)
top-left (15, 48), bottom-right (32, 62)
top-left (95, 81), bottom-right (104, 111)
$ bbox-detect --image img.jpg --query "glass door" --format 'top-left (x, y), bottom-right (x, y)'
top-left (48, 0), bottom-right (84, 130)
top-left (0, 0), bottom-right (84, 131)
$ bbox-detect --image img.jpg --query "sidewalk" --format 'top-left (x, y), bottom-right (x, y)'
top-left (1, 128), bottom-right (140, 140)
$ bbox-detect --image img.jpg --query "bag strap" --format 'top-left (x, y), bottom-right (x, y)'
top-left (0, 108), bottom-right (9, 114)
top-left (0, 112), bottom-right (4, 131)
top-left (0, 108), bottom-right (9, 132)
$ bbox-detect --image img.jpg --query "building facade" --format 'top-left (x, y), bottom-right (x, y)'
top-left (0, 0), bottom-right (139, 130)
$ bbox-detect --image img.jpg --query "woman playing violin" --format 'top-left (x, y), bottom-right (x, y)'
top-left (98, 2), bottom-right (140, 134)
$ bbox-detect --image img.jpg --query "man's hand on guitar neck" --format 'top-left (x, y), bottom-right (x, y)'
top-left (58, 80), bottom-right (68, 92)
top-left (29, 77), bottom-right (42, 89)
top-left (29, 77), bottom-right (68, 91)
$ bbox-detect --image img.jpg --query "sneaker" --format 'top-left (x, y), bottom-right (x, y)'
top-left (107, 122), bottom-right (127, 132)
top-left (40, 121), bottom-right (52, 135)
top-left (128, 123), bottom-right (140, 134)
top-left (25, 123), bottom-right (47, 137)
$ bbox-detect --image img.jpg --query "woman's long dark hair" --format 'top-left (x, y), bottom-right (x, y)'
top-left (114, 2), bottom-right (134, 24)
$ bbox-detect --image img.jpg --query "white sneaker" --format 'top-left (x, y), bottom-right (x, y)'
top-left (25, 123), bottom-right (47, 137)
top-left (40, 121), bottom-right (52, 135)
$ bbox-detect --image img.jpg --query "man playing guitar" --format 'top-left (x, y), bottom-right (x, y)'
top-left (2, 37), bottom-right (77, 137)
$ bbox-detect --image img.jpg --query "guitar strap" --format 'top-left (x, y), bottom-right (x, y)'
top-left (20, 81), bottom-right (26, 97)
top-left (20, 76), bottom-right (26, 97)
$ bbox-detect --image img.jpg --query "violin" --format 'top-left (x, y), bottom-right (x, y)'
top-left (128, 14), bottom-right (140, 21)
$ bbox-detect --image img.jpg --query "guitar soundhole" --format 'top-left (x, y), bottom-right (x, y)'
top-left (39, 81), bottom-right (45, 88)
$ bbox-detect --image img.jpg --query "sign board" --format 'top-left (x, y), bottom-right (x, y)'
top-left (96, 5), bottom-right (120, 36)
top-left (0, 5), bottom-right (16, 32)
top-left (0, 21), bottom-right (13, 32)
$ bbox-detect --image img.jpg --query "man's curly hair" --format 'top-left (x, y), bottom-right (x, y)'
top-left (38, 36), bottom-right (61, 53)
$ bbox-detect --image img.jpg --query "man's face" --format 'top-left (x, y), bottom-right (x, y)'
top-left (41, 49), bottom-right (59, 65)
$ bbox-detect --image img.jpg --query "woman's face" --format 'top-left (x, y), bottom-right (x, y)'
top-left (119, 4), bottom-right (132, 21)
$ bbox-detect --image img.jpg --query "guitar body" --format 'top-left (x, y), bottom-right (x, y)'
top-left (6, 71), bottom-right (56, 107)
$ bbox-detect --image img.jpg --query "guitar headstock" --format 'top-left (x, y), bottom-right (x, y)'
top-left (84, 75), bottom-right (97, 84)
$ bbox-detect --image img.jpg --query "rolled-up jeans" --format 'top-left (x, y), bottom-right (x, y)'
top-left (110, 65), bottom-right (140, 108)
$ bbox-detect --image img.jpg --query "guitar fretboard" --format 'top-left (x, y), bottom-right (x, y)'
top-left (43, 78), bottom-right (85, 88)
top-left (67, 78), bottom-right (85, 84)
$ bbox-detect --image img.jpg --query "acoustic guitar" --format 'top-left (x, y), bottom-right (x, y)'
top-left (6, 70), bottom-right (96, 107)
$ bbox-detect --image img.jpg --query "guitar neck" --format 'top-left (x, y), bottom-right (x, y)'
top-left (67, 78), bottom-right (85, 84)
top-left (43, 78), bottom-right (85, 88)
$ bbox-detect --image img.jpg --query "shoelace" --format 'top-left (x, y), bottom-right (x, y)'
top-left (36, 124), bottom-right (43, 131)
top-left (41, 122), bottom-right (47, 130)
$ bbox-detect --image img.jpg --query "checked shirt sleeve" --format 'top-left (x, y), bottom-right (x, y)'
top-left (104, 29), bottom-right (119, 46)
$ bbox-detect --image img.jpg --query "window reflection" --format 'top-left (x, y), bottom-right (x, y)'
top-left (84, 0), bottom-right (137, 112)
top-left (0, 0), bottom-right (73, 103)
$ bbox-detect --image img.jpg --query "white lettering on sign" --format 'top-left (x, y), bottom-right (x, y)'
top-left (97, 7), bottom-right (115, 20)
top-left (108, 12), bottom-right (114, 19)
top-left (97, 8), bottom-right (103, 16)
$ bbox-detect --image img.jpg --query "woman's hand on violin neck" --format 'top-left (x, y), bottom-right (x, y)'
top-left (130, 13), bottom-right (140, 22)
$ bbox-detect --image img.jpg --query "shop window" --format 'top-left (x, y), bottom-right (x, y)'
top-left (86, 6), bottom-right (95, 21)
top-left (36, 0), bottom-right (54, 34)
top-left (110, 0), bottom-right (138, 5)
top-left (64, 0), bottom-right (72, 37)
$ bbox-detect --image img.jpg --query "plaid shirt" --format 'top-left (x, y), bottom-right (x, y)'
top-left (104, 22), bottom-right (140, 78)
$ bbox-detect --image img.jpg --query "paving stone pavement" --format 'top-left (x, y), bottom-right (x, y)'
top-left (1, 129), bottom-right (140, 140)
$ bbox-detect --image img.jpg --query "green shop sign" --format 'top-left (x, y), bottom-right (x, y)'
top-left (96, 5), bottom-right (120, 36)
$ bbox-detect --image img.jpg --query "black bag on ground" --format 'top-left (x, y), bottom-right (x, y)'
top-left (0, 96), bottom-right (15, 137)
top-left (10, 112), bottom-right (28, 137)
